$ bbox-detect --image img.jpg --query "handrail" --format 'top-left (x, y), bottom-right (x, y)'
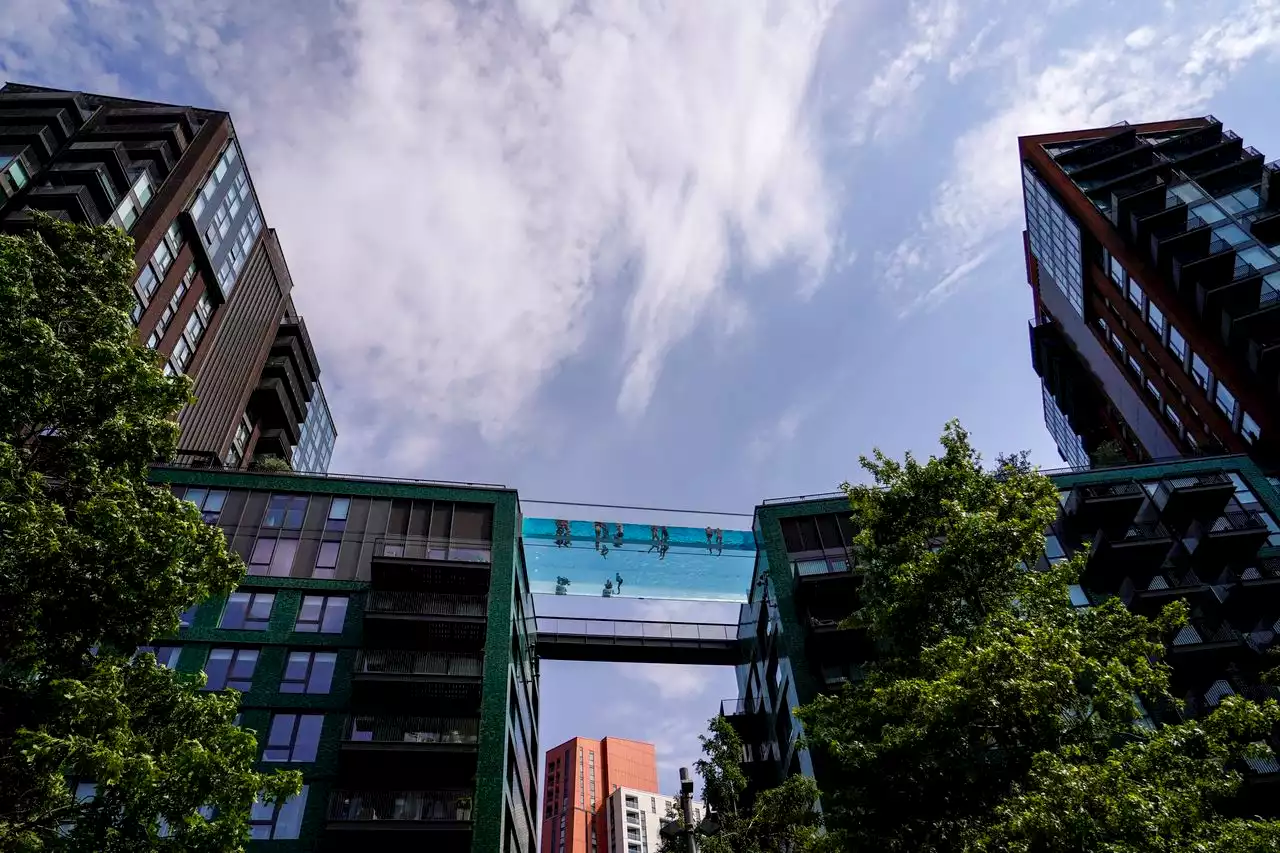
top-left (535, 617), bottom-right (737, 642)
top-left (344, 715), bottom-right (479, 744)
top-left (1208, 510), bottom-right (1267, 534)
top-left (156, 457), bottom-right (507, 490)
top-left (366, 591), bottom-right (488, 618)
top-left (354, 650), bottom-right (484, 677)
top-left (372, 536), bottom-right (492, 563)
top-left (327, 790), bottom-right (473, 822)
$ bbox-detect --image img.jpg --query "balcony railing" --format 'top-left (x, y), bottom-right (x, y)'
top-left (793, 556), bottom-right (854, 577)
top-left (1208, 510), bottom-right (1267, 534)
top-left (328, 789), bottom-right (473, 823)
top-left (373, 536), bottom-right (492, 564)
top-left (354, 650), bottom-right (484, 678)
top-left (366, 591), bottom-right (488, 618)
top-left (1077, 481), bottom-right (1145, 500)
top-left (345, 715), bottom-right (480, 745)
top-left (720, 696), bottom-right (762, 717)
top-left (1116, 522), bottom-right (1172, 542)
top-left (1163, 472), bottom-right (1234, 491)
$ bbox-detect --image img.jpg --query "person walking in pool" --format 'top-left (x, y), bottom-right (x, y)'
top-left (613, 523), bottom-right (624, 550)
top-left (647, 525), bottom-right (661, 553)
top-left (593, 521), bottom-right (606, 553)
top-left (615, 572), bottom-right (624, 594)
top-left (705, 526), bottom-right (714, 554)
top-left (603, 578), bottom-right (614, 597)
top-left (715, 527), bottom-right (724, 556)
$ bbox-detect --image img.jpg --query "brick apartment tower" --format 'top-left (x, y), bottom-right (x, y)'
top-left (541, 737), bottom-right (658, 853)
top-left (1020, 116), bottom-right (1280, 471)
top-left (0, 82), bottom-right (335, 470)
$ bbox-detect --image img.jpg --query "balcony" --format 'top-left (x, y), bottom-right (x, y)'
top-left (1222, 560), bottom-right (1280, 624)
top-left (1187, 511), bottom-right (1271, 566)
top-left (354, 650), bottom-right (484, 681)
top-left (1168, 620), bottom-right (1250, 673)
top-left (1084, 522), bottom-right (1176, 582)
top-left (338, 715), bottom-right (480, 785)
top-left (363, 592), bottom-right (488, 651)
top-left (326, 789), bottom-right (473, 849)
top-left (1119, 568), bottom-right (1220, 617)
top-left (1062, 481), bottom-right (1146, 536)
top-left (1151, 473), bottom-right (1236, 531)
top-left (369, 536), bottom-right (492, 592)
top-left (720, 696), bottom-right (769, 743)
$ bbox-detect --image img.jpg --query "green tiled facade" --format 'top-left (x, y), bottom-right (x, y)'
top-left (153, 466), bottom-right (538, 853)
top-left (732, 453), bottom-right (1280, 797)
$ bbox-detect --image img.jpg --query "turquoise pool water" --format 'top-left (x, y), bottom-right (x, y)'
top-left (522, 518), bottom-right (756, 603)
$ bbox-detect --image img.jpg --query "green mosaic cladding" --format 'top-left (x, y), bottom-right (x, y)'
top-left (151, 467), bottom-right (529, 853)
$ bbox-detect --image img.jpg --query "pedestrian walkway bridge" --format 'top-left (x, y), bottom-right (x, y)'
top-left (533, 617), bottom-right (742, 666)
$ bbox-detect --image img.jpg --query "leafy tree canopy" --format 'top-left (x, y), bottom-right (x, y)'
top-left (0, 214), bottom-right (298, 851)
top-left (798, 421), bottom-right (1280, 852)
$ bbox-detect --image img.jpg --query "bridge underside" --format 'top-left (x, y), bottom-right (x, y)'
top-left (533, 618), bottom-right (743, 666)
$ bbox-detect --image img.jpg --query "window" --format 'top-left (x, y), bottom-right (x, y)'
top-left (179, 604), bottom-right (199, 628)
top-left (169, 335), bottom-right (193, 374)
top-left (263, 714), bottom-right (323, 762)
top-left (326, 497), bottom-right (350, 531)
top-left (249, 786), bottom-right (308, 840)
top-left (1023, 164), bottom-right (1084, 318)
top-left (1126, 276), bottom-right (1145, 312)
top-left (204, 648), bottom-right (258, 691)
top-left (1168, 324), bottom-right (1187, 363)
top-left (1068, 585), bottom-right (1090, 608)
top-left (1166, 403), bottom-right (1184, 435)
top-left (219, 591), bottom-right (275, 630)
top-left (1213, 223), bottom-right (1250, 248)
top-left (264, 495), bottom-right (308, 529)
top-left (1191, 353), bottom-right (1212, 391)
top-left (295, 595), bottom-right (348, 633)
top-left (248, 537), bottom-right (298, 577)
top-left (1191, 201), bottom-right (1227, 225)
top-left (225, 413), bottom-right (253, 467)
top-left (1215, 379), bottom-right (1237, 419)
top-left (135, 265), bottom-right (159, 302)
top-left (313, 541), bottom-right (341, 579)
top-left (1107, 250), bottom-right (1125, 286)
top-left (148, 264), bottom-right (197, 347)
top-left (182, 488), bottom-right (227, 522)
top-left (280, 651), bottom-right (336, 694)
top-left (1243, 412), bottom-right (1261, 444)
top-left (1146, 300), bottom-right (1165, 337)
top-left (135, 645), bottom-right (182, 669)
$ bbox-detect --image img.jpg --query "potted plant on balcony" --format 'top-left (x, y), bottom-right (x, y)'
top-left (456, 795), bottom-right (473, 821)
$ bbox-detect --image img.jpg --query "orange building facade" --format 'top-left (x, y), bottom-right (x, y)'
top-left (540, 737), bottom-right (658, 853)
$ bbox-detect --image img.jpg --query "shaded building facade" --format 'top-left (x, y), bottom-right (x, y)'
top-left (725, 455), bottom-right (1280, 811)
top-left (540, 737), bottom-right (658, 853)
top-left (0, 82), bottom-right (330, 469)
top-left (150, 466), bottom-right (539, 853)
top-left (1020, 117), bottom-right (1280, 470)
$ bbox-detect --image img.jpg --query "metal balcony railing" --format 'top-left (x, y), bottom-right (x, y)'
top-left (793, 556), bottom-right (853, 577)
top-left (1077, 481), bottom-right (1145, 500)
top-left (720, 696), bottom-right (762, 717)
top-left (373, 536), bottom-right (492, 564)
top-left (327, 790), bottom-right (473, 822)
top-left (1116, 522), bottom-right (1171, 542)
top-left (345, 715), bottom-right (480, 745)
top-left (534, 617), bottom-right (737, 643)
top-left (366, 591), bottom-right (488, 618)
top-left (1208, 510), bottom-right (1267, 534)
top-left (1162, 472), bottom-right (1233, 491)
top-left (354, 650), bottom-right (484, 678)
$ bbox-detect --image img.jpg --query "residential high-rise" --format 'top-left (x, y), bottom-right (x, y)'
top-left (1019, 117), bottom-right (1279, 470)
top-left (725, 455), bottom-right (1280, 813)
top-left (150, 465), bottom-right (538, 853)
top-left (602, 786), bottom-right (705, 853)
top-left (0, 82), bottom-right (333, 470)
top-left (540, 737), bottom-right (658, 853)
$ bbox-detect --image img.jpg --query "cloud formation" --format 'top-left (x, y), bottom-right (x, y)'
top-left (0, 0), bottom-right (844, 471)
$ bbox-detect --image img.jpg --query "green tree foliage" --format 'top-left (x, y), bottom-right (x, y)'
top-left (658, 716), bottom-right (824, 853)
top-left (798, 421), bottom-right (1280, 852)
top-left (248, 455), bottom-right (291, 473)
top-left (0, 214), bottom-right (299, 851)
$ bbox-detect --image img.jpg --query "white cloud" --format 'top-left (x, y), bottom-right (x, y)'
top-left (0, 0), bottom-right (842, 471)
top-left (881, 0), bottom-right (1280, 314)
top-left (746, 403), bottom-right (812, 462)
top-left (625, 663), bottom-right (710, 701)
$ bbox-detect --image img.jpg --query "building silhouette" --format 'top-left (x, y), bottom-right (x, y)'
top-left (0, 82), bottom-right (333, 470)
top-left (1020, 116), bottom-right (1279, 470)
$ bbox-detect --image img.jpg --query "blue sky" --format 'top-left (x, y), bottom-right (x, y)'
top-left (5, 0), bottom-right (1280, 817)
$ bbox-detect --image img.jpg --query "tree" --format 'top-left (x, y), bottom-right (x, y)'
top-left (797, 421), bottom-right (1280, 852)
top-left (0, 214), bottom-right (299, 851)
top-left (1089, 438), bottom-right (1129, 468)
top-left (658, 716), bottom-right (824, 853)
top-left (248, 454), bottom-right (291, 473)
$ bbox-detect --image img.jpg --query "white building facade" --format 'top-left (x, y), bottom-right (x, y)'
top-left (604, 786), bottom-right (706, 853)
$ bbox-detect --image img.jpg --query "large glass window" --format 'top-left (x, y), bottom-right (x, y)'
top-left (280, 651), bottom-right (336, 694)
top-left (264, 495), bottom-right (308, 529)
top-left (219, 591), bottom-right (275, 630)
top-left (248, 536), bottom-right (298, 577)
top-left (1215, 380), bottom-right (1237, 420)
top-left (203, 648), bottom-right (258, 691)
top-left (1168, 325), bottom-right (1187, 363)
top-left (1243, 412), bottom-right (1262, 445)
top-left (135, 645), bottom-right (182, 669)
top-left (249, 786), bottom-right (308, 840)
top-left (1191, 201), bottom-right (1227, 225)
top-left (295, 595), bottom-right (348, 633)
top-left (1023, 164), bottom-right (1084, 318)
top-left (263, 714), bottom-right (323, 762)
top-left (1191, 353), bottom-right (1212, 391)
top-left (1213, 223), bottom-right (1250, 248)
top-left (313, 541), bottom-right (341, 579)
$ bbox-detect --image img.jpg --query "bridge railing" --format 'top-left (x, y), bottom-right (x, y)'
top-left (535, 617), bottom-right (737, 642)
